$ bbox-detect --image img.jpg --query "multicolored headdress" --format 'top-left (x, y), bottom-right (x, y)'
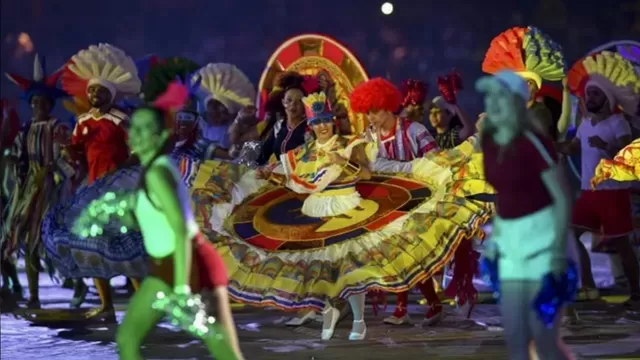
top-left (193, 63), bottom-right (255, 115)
top-left (567, 51), bottom-right (640, 114)
top-left (482, 26), bottom-right (565, 89)
top-left (302, 92), bottom-right (333, 124)
top-left (61, 43), bottom-right (141, 101)
top-left (5, 54), bottom-right (68, 103)
top-left (349, 77), bottom-right (403, 114)
top-left (140, 57), bottom-right (200, 102)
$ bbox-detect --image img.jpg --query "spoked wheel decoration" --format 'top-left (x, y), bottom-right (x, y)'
top-left (256, 33), bottom-right (369, 134)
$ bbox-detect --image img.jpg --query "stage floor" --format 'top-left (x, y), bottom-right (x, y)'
top-left (1, 267), bottom-right (640, 359)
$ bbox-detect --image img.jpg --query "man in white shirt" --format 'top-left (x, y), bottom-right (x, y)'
top-left (560, 82), bottom-right (639, 307)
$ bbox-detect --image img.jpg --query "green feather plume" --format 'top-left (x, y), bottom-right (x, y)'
top-left (141, 57), bottom-right (200, 102)
top-left (523, 27), bottom-right (566, 82)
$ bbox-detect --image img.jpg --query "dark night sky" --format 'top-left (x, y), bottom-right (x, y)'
top-left (1, 0), bottom-right (638, 119)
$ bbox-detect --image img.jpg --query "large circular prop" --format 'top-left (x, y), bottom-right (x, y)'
top-left (257, 34), bottom-right (369, 133)
top-left (227, 175), bottom-right (431, 251)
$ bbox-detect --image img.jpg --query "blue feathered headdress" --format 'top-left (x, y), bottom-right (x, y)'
top-left (5, 54), bottom-right (68, 103)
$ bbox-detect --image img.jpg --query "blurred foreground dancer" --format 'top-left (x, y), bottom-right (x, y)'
top-left (73, 83), bottom-right (242, 360)
top-left (478, 71), bottom-right (573, 360)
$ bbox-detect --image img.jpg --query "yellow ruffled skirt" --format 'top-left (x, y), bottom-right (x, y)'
top-left (191, 136), bottom-right (494, 311)
top-left (592, 138), bottom-right (640, 188)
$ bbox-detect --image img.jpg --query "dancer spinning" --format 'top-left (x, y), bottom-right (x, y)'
top-left (348, 78), bottom-right (444, 325)
top-left (560, 51), bottom-right (640, 306)
top-left (59, 43), bottom-right (141, 320)
top-left (255, 91), bottom-right (372, 340)
top-left (478, 70), bottom-right (573, 360)
top-left (4, 54), bottom-right (71, 308)
top-left (74, 82), bottom-right (243, 360)
top-left (349, 77), bottom-right (485, 326)
top-left (482, 26), bottom-right (566, 138)
top-left (42, 56), bottom-right (211, 313)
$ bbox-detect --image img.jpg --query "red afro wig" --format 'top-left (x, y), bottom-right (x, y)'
top-left (349, 77), bottom-right (402, 114)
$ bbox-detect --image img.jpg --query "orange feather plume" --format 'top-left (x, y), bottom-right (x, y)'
top-left (482, 27), bottom-right (527, 74)
top-left (566, 56), bottom-right (589, 98)
top-left (61, 60), bottom-right (89, 100)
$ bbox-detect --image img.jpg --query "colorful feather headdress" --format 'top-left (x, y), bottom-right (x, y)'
top-left (194, 63), bottom-right (256, 115)
top-left (302, 92), bottom-right (333, 124)
top-left (5, 54), bottom-right (68, 103)
top-left (482, 26), bottom-right (565, 89)
top-left (61, 43), bottom-right (141, 101)
top-left (567, 51), bottom-right (640, 114)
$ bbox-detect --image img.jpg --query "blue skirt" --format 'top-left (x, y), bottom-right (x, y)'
top-left (41, 166), bottom-right (148, 279)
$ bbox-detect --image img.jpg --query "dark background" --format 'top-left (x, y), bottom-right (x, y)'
top-left (1, 0), bottom-right (638, 120)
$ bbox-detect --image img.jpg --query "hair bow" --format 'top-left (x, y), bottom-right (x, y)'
top-left (436, 71), bottom-right (464, 104)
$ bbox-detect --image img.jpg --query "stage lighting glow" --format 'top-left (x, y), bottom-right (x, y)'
top-left (381, 2), bottom-right (393, 15)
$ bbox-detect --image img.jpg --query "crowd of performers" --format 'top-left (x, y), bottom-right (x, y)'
top-left (0, 27), bottom-right (639, 359)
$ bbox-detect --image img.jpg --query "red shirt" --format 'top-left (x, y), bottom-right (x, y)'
top-left (72, 108), bottom-right (130, 184)
top-left (482, 131), bottom-right (557, 219)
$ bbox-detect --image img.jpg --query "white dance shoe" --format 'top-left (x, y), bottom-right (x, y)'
top-left (321, 306), bottom-right (341, 340)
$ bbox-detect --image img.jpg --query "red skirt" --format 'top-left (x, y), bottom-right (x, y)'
top-left (147, 233), bottom-right (228, 293)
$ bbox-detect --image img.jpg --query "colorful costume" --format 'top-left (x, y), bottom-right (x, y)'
top-left (565, 51), bottom-right (640, 255)
top-left (42, 57), bottom-right (208, 280)
top-left (482, 26), bottom-right (566, 138)
top-left (3, 55), bottom-right (71, 307)
top-left (350, 77), bottom-right (490, 325)
top-left (61, 43), bottom-right (141, 184)
top-left (191, 66), bottom-right (490, 319)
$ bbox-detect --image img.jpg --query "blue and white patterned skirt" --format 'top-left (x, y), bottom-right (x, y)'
top-left (41, 166), bottom-right (148, 279)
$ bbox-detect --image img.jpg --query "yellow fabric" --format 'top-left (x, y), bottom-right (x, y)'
top-left (256, 121), bottom-right (267, 136)
top-left (592, 138), bottom-right (640, 188)
top-left (516, 71), bottom-right (542, 89)
top-left (191, 135), bottom-right (493, 311)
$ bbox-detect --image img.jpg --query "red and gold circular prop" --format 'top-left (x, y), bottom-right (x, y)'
top-left (227, 175), bottom-right (431, 251)
top-left (257, 34), bottom-right (369, 133)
